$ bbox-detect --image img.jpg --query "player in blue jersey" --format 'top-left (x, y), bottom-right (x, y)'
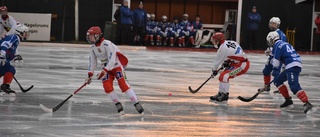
top-left (156, 15), bottom-right (170, 46)
top-left (145, 14), bottom-right (157, 46)
top-left (258, 17), bottom-right (287, 92)
top-left (167, 16), bottom-right (181, 47)
top-left (0, 24), bottom-right (29, 95)
top-left (178, 14), bottom-right (192, 47)
top-left (266, 31), bottom-right (317, 114)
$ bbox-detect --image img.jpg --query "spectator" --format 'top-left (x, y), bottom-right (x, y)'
top-left (114, 6), bottom-right (122, 45)
top-left (132, 1), bottom-right (147, 46)
top-left (246, 6), bottom-right (261, 50)
top-left (315, 13), bottom-right (320, 48)
top-left (120, 0), bottom-right (133, 45)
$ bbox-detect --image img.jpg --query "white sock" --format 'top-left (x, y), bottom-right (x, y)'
top-left (125, 88), bottom-right (138, 103)
top-left (107, 91), bottom-right (120, 103)
top-left (219, 82), bottom-right (230, 94)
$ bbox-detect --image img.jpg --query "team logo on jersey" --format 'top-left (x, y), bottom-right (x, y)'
top-left (98, 48), bottom-right (101, 53)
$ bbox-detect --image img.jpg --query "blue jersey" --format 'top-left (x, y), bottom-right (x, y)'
top-left (0, 34), bottom-right (20, 62)
top-left (168, 22), bottom-right (181, 33)
top-left (276, 29), bottom-right (287, 42)
top-left (146, 21), bottom-right (157, 31)
top-left (157, 21), bottom-right (170, 32)
top-left (179, 20), bottom-right (191, 31)
top-left (272, 40), bottom-right (302, 70)
top-left (191, 21), bottom-right (203, 30)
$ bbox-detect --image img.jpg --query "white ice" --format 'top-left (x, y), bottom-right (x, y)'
top-left (0, 42), bottom-right (320, 137)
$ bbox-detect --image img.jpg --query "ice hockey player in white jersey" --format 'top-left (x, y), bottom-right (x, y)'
top-left (0, 6), bottom-right (23, 62)
top-left (84, 26), bottom-right (144, 115)
top-left (209, 32), bottom-right (250, 103)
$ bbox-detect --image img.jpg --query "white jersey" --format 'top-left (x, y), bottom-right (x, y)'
top-left (0, 15), bottom-right (17, 37)
top-left (88, 39), bottom-right (128, 74)
top-left (212, 40), bottom-right (247, 70)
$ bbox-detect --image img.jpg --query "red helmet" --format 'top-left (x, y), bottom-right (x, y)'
top-left (211, 32), bottom-right (225, 48)
top-left (0, 6), bottom-right (8, 11)
top-left (86, 26), bottom-right (102, 44)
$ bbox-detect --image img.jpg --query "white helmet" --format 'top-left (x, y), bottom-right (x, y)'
top-left (183, 13), bottom-right (189, 17)
top-left (266, 31), bottom-right (279, 47)
top-left (150, 14), bottom-right (155, 21)
top-left (161, 15), bottom-right (167, 21)
top-left (147, 13), bottom-right (151, 19)
top-left (269, 17), bottom-right (281, 30)
top-left (15, 24), bottom-right (30, 40)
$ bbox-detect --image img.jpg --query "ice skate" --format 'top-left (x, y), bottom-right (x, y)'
top-left (14, 55), bottom-right (23, 62)
top-left (134, 102), bottom-right (144, 115)
top-left (1, 84), bottom-right (16, 95)
top-left (115, 102), bottom-right (124, 115)
top-left (210, 92), bottom-right (228, 103)
top-left (258, 84), bottom-right (270, 92)
top-left (303, 102), bottom-right (317, 114)
top-left (280, 97), bottom-right (294, 110)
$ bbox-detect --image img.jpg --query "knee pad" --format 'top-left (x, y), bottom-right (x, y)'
top-left (218, 73), bottom-right (229, 83)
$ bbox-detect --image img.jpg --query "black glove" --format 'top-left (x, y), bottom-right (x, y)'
top-left (222, 60), bottom-right (231, 68)
top-left (211, 69), bottom-right (218, 77)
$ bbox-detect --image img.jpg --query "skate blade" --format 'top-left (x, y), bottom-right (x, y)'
top-left (209, 100), bottom-right (228, 104)
top-left (306, 107), bottom-right (317, 115)
top-left (281, 104), bottom-right (294, 111)
top-left (119, 111), bottom-right (125, 115)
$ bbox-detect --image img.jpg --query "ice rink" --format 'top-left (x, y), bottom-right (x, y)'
top-left (1, 43), bottom-right (320, 137)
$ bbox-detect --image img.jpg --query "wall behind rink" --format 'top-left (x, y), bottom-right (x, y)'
top-left (1, 0), bottom-right (113, 42)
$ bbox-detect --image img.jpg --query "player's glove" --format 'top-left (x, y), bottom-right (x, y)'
top-left (264, 48), bottom-right (271, 56)
top-left (185, 31), bottom-right (189, 36)
top-left (211, 69), bottom-right (219, 78)
top-left (97, 68), bottom-right (108, 80)
top-left (175, 32), bottom-right (179, 37)
top-left (222, 60), bottom-right (231, 68)
top-left (85, 72), bottom-right (93, 84)
top-left (0, 54), bottom-right (6, 66)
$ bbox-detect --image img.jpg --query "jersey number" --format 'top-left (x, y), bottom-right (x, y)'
top-left (286, 45), bottom-right (295, 53)
top-left (226, 42), bottom-right (236, 49)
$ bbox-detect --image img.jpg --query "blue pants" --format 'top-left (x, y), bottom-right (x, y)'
top-left (273, 66), bottom-right (302, 94)
top-left (0, 62), bottom-right (16, 76)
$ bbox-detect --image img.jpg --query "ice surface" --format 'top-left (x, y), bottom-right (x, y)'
top-left (1, 43), bottom-right (320, 137)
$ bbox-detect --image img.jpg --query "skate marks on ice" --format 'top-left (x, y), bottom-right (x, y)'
top-left (1, 46), bottom-right (320, 136)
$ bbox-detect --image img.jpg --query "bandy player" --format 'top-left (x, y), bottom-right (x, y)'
top-left (210, 32), bottom-right (250, 103)
top-left (84, 26), bottom-right (144, 115)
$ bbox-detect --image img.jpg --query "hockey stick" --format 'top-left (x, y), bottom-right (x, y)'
top-left (13, 77), bottom-right (34, 93)
top-left (237, 80), bottom-right (274, 102)
top-left (188, 67), bottom-right (224, 94)
top-left (40, 83), bottom-right (87, 113)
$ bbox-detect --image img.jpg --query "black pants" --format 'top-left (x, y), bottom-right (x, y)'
top-left (115, 24), bottom-right (122, 45)
top-left (133, 26), bottom-right (145, 45)
top-left (121, 24), bottom-right (132, 45)
top-left (247, 30), bottom-right (258, 50)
